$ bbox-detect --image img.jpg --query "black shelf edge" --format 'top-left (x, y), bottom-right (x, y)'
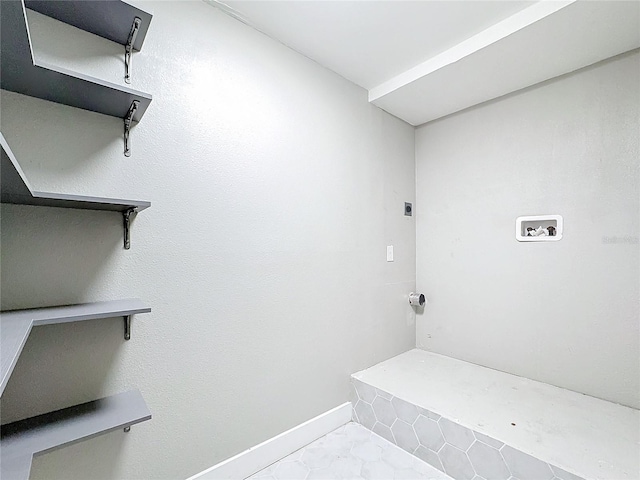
top-left (0, 390), bottom-right (152, 480)
top-left (0, 299), bottom-right (151, 396)
top-left (0, 0), bottom-right (152, 122)
top-left (25, 0), bottom-right (153, 51)
top-left (0, 132), bottom-right (151, 213)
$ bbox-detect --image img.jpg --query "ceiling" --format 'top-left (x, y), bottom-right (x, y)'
top-left (207, 0), bottom-right (640, 126)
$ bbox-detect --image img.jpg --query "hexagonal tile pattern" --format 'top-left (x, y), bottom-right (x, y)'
top-left (501, 445), bottom-right (555, 480)
top-left (355, 400), bottom-right (377, 430)
top-left (419, 407), bottom-right (441, 421)
top-left (473, 431), bottom-right (504, 449)
top-left (349, 378), bottom-right (586, 480)
top-left (391, 419), bottom-right (419, 453)
top-left (350, 383), bottom-right (360, 408)
top-left (247, 422), bottom-right (450, 480)
top-left (438, 418), bottom-right (475, 451)
top-left (376, 388), bottom-right (393, 400)
top-left (439, 444), bottom-right (475, 480)
top-left (349, 380), bottom-right (358, 399)
top-left (414, 415), bottom-right (445, 452)
top-left (414, 445), bottom-right (444, 472)
top-left (392, 396), bottom-right (420, 424)
top-left (372, 396), bottom-right (396, 427)
top-left (372, 421), bottom-right (395, 444)
top-left (353, 378), bottom-right (377, 403)
top-left (352, 406), bottom-right (360, 423)
top-left (467, 441), bottom-right (510, 480)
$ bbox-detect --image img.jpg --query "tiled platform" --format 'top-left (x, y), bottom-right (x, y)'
top-left (246, 423), bottom-right (452, 480)
top-left (351, 377), bottom-right (581, 480)
top-left (351, 349), bottom-right (640, 480)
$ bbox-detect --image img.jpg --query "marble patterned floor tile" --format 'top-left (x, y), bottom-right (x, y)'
top-left (246, 423), bottom-right (452, 480)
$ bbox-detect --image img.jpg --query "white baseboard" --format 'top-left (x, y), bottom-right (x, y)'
top-left (187, 402), bottom-right (352, 480)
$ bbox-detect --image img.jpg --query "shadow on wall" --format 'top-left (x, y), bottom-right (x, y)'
top-left (0, 204), bottom-right (126, 423)
top-left (29, 424), bottom-right (127, 480)
top-left (0, 204), bottom-right (122, 310)
top-left (26, 7), bottom-right (125, 83)
top-left (0, 91), bottom-right (123, 179)
top-left (0, 320), bottom-right (126, 423)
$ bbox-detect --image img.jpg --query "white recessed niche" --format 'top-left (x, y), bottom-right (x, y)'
top-left (516, 215), bottom-right (563, 242)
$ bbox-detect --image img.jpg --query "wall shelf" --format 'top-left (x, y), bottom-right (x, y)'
top-left (0, 3), bottom-right (153, 478)
top-left (0, 390), bottom-right (152, 480)
top-left (24, 0), bottom-right (152, 51)
top-left (0, 299), bottom-right (151, 397)
top-left (1, 133), bottom-right (150, 248)
top-left (0, 0), bottom-right (153, 154)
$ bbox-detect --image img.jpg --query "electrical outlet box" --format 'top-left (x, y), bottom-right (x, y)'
top-left (404, 202), bottom-right (412, 216)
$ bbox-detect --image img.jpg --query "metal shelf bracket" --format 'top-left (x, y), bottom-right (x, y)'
top-left (123, 208), bottom-right (136, 249)
top-left (124, 100), bottom-right (139, 157)
top-left (123, 315), bottom-right (132, 340)
top-left (125, 17), bottom-right (142, 84)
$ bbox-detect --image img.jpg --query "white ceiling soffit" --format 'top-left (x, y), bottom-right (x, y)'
top-left (210, 0), bottom-right (640, 126)
top-left (371, 0), bottom-right (640, 125)
top-left (217, 0), bottom-right (535, 90)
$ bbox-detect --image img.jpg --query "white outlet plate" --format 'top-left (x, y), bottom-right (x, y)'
top-left (386, 245), bottom-right (394, 262)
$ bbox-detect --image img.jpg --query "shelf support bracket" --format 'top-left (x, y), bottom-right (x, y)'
top-left (124, 100), bottom-right (139, 157)
top-left (124, 315), bottom-right (132, 340)
top-left (123, 208), bottom-right (135, 250)
top-left (124, 426), bottom-right (131, 432)
top-left (125, 17), bottom-right (141, 84)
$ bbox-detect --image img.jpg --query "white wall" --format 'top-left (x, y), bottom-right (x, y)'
top-left (415, 51), bottom-right (640, 409)
top-left (0, 2), bottom-right (416, 478)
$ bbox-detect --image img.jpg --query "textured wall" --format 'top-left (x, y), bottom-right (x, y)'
top-left (415, 51), bottom-right (640, 409)
top-left (0, 2), bottom-right (416, 478)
